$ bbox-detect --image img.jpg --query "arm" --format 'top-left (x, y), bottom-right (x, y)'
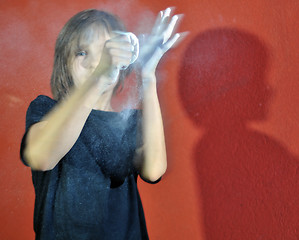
top-left (138, 75), bottom-right (167, 182)
top-left (136, 8), bottom-right (187, 181)
top-left (24, 73), bottom-right (106, 171)
top-left (24, 35), bottom-right (135, 171)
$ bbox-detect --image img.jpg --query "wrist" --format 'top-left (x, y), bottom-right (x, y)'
top-left (142, 77), bottom-right (157, 93)
top-left (142, 76), bottom-right (156, 88)
top-left (141, 70), bottom-right (156, 82)
top-left (106, 66), bottom-right (120, 80)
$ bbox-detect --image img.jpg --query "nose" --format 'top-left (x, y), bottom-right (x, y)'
top-left (88, 53), bottom-right (101, 70)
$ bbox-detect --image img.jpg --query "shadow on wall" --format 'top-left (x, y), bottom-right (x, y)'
top-left (179, 28), bottom-right (299, 240)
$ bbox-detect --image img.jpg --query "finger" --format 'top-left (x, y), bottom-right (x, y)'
top-left (157, 16), bottom-right (170, 36)
top-left (107, 47), bottom-right (138, 67)
top-left (112, 31), bottom-right (138, 44)
top-left (162, 14), bottom-right (181, 44)
top-left (106, 41), bottom-right (134, 51)
top-left (128, 32), bottom-right (139, 47)
top-left (110, 30), bottom-right (139, 52)
top-left (151, 11), bottom-right (163, 35)
top-left (151, 7), bottom-right (175, 35)
top-left (157, 7), bottom-right (173, 35)
top-left (124, 32), bottom-right (139, 64)
top-left (110, 55), bottom-right (132, 70)
top-left (163, 31), bottom-right (189, 52)
top-left (170, 31), bottom-right (189, 48)
top-left (112, 30), bottom-right (130, 37)
top-left (109, 48), bottom-right (133, 59)
top-left (161, 7), bottom-right (174, 22)
top-left (160, 7), bottom-right (171, 28)
top-left (162, 33), bottom-right (181, 52)
top-left (109, 34), bottom-right (131, 44)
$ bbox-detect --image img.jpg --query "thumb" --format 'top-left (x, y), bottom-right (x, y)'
top-left (142, 47), bottom-right (164, 75)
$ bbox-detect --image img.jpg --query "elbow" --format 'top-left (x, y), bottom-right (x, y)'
top-left (148, 170), bottom-right (166, 182)
top-left (24, 148), bottom-right (55, 171)
top-left (141, 159), bottom-right (167, 182)
top-left (143, 168), bottom-right (166, 182)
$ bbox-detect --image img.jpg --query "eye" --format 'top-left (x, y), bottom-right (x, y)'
top-left (75, 50), bottom-right (87, 57)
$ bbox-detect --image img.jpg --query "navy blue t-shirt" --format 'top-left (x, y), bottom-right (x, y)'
top-left (20, 95), bottom-right (154, 240)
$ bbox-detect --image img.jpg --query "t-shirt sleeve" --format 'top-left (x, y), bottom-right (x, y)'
top-left (20, 95), bottom-right (56, 166)
top-left (139, 175), bottom-right (162, 184)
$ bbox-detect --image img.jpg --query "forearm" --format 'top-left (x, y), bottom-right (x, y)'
top-left (139, 74), bottom-right (167, 181)
top-left (24, 66), bottom-right (110, 171)
top-left (132, 6), bottom-right (184, 181)
top-left (24, 102), bottom-right (91, 171)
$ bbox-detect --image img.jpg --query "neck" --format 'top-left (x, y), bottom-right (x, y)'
top-left (93, 89), bottom-right (114, 111)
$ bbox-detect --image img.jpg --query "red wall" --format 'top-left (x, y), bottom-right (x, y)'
top-left (0, 0), bottom-right (298, 239)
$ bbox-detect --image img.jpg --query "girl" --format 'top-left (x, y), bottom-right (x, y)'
top-left (21, 8), bottom-right (184, 240)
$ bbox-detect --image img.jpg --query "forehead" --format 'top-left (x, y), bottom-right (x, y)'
top-left (76, 23), bottom-right (110, 49)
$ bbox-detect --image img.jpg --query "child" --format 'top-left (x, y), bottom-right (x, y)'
top-left (20, 8), bottom-right (184, 240)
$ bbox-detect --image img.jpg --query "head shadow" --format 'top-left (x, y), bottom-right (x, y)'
top-left (179, 28), bottom-right (272, 128)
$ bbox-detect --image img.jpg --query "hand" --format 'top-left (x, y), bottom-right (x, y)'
top-left (110, 31), bottom-right (139, 68)
top-left (72, 32), bottom-right (138, 93)
top-left (102, 32), bottom-right (138, 80)
top-left (137, 7), bottom-right (188, 78)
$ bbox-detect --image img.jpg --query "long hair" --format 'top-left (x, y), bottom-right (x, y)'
top-left (51, 9), bottom-right (132, 101)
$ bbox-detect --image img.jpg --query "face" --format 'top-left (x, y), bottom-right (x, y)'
top-left (70, 24), bottom-right (111, 87)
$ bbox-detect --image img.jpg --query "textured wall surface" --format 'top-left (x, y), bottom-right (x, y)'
top-left (0, 0), bottom-right (298, 239)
